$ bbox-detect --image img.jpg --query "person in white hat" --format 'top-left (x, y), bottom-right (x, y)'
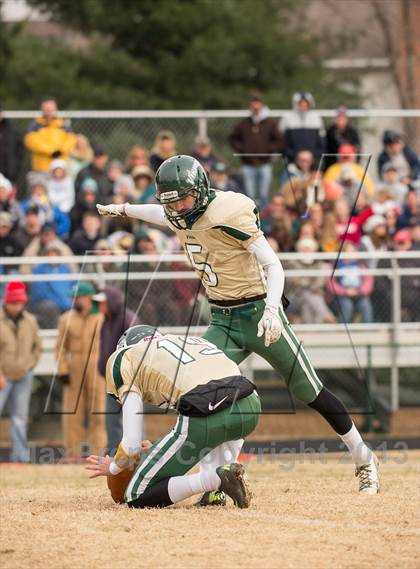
top-left (0, 175), bottom-right (20, 225)
top-left (360, 215), bottom-right (388, 268)
top-left (285, 237), bottom-right (336, 324)
top-left (47, 159), bottom-right (75, 213)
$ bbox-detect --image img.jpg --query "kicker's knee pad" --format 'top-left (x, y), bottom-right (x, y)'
top-left (288, 376), bottom-right (321, 404)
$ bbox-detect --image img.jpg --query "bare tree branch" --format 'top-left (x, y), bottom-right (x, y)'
top-left (371, 0), bottom-right (408, 109)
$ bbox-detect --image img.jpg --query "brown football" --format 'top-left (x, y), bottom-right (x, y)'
top-left (107, 461), bottom-right (140, 504)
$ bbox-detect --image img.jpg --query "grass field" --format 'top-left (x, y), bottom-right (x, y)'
top-left (1, 450), bottom-right (419, 569)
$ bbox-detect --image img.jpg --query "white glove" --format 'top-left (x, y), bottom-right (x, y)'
top-left (96, 203), bottom-right (127, 217)
top-left (257, 305), bottom-right (283, 347)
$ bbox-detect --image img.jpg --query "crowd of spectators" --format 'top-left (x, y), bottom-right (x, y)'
top-left (0, 95), bottom-right (419, 328)
top-left (0, 95), bottom-right (418, 459)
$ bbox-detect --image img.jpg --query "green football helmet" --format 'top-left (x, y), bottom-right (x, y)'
top-left (116, 325), bottom-right (161, 350)
top-left (155, 155), bottom-right (210, 229)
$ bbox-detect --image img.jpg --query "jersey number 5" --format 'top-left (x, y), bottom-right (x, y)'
top-left (185, 243), bottom-right (218, 287)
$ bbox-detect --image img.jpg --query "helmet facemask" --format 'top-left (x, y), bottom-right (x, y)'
top-left (160, 188), bottom-right (208, 229)
top-left (155, 155), bottom-right (210, 229)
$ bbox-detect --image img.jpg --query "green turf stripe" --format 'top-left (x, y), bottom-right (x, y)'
top-left (112, 348), bottom-right (130, 390)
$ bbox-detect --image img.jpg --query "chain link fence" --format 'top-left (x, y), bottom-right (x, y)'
top-left (5, 109), bottom-right (420, 194)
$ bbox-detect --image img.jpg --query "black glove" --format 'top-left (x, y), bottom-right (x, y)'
top-left (51, 150), bottom-right (62, 158)
top-left (58, 374), bottom-right (70, 385)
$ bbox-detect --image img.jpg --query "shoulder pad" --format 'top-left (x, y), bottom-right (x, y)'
top-left (196, 191), bottom-right (256, 228)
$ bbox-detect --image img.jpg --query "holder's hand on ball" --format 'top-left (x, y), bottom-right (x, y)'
top-left (86, 454), bottom-right (113, 478)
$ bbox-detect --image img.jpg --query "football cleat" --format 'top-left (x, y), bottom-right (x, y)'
top-left (195, 490), bottom-right (227, 507)
top-left (355, 453), bottom-right (380, 494)
top-left (216, 463), bottom-right (252, 508)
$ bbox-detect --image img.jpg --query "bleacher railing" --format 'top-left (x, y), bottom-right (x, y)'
top-left (1, 250), bottom-right (419, 409)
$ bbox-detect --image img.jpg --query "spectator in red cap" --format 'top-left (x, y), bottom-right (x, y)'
top-left (393, 229), bottom-right (412, 251)
top-left (334, 197), bottom-right (373, 246)
top-left (325, 106), bottom-right (361, 170)
top-left (0, 281), bottom-right (42, 462)
top-left (324, 143), bottom-right (374, 206)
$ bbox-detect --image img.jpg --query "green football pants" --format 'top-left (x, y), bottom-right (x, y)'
top-left (125, 392), bottom-right (261, 502)
top-left (203, 299), bottom-right (323, 404)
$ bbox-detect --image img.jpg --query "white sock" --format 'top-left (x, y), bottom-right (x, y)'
top-left (200, 439), bottom-right (244, 473)
top-left (340, 423), bottom-right (372, 467)
top-left (168, 470), bottom-right (221, 504)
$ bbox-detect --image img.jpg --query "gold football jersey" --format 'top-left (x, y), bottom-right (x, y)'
top-left (106, 334), bottom-right (240, 407)
top-left (166, 190), bottom-right (266, 302)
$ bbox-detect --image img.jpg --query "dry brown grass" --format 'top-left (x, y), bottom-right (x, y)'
top-left (1, 451), bottom-right (419, 569)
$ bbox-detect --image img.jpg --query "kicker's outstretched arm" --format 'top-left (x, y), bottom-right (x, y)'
top-left (97, 203), bottom-right (167, 226)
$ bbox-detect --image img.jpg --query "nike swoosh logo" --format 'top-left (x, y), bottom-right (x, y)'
top-left (208, 396), bottom-right (228, 411)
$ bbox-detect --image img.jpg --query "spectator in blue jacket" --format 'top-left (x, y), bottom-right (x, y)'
top-left (131, 165), bottom-right (156, 204)
top-left (377, 130), bottom-right (419, 184)
top-left (29, 241), bottom-right (75, 328)
top-left (20, 181), bottom-right (70, 239)
top-left (69, 177), bottom-right (98, 234)
top-left (397, 190), bottom-right (419, 229)
top-left (279, 92), bottom-right (325, 163)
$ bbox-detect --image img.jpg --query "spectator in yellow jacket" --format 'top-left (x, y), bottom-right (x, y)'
top-left (24, 98), bottom-right (77, 173)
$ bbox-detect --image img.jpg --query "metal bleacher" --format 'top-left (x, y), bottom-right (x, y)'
top-left (36, 322), bottom-right (420, 411)
top-left (2, 250), bottom-right (419, 411)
